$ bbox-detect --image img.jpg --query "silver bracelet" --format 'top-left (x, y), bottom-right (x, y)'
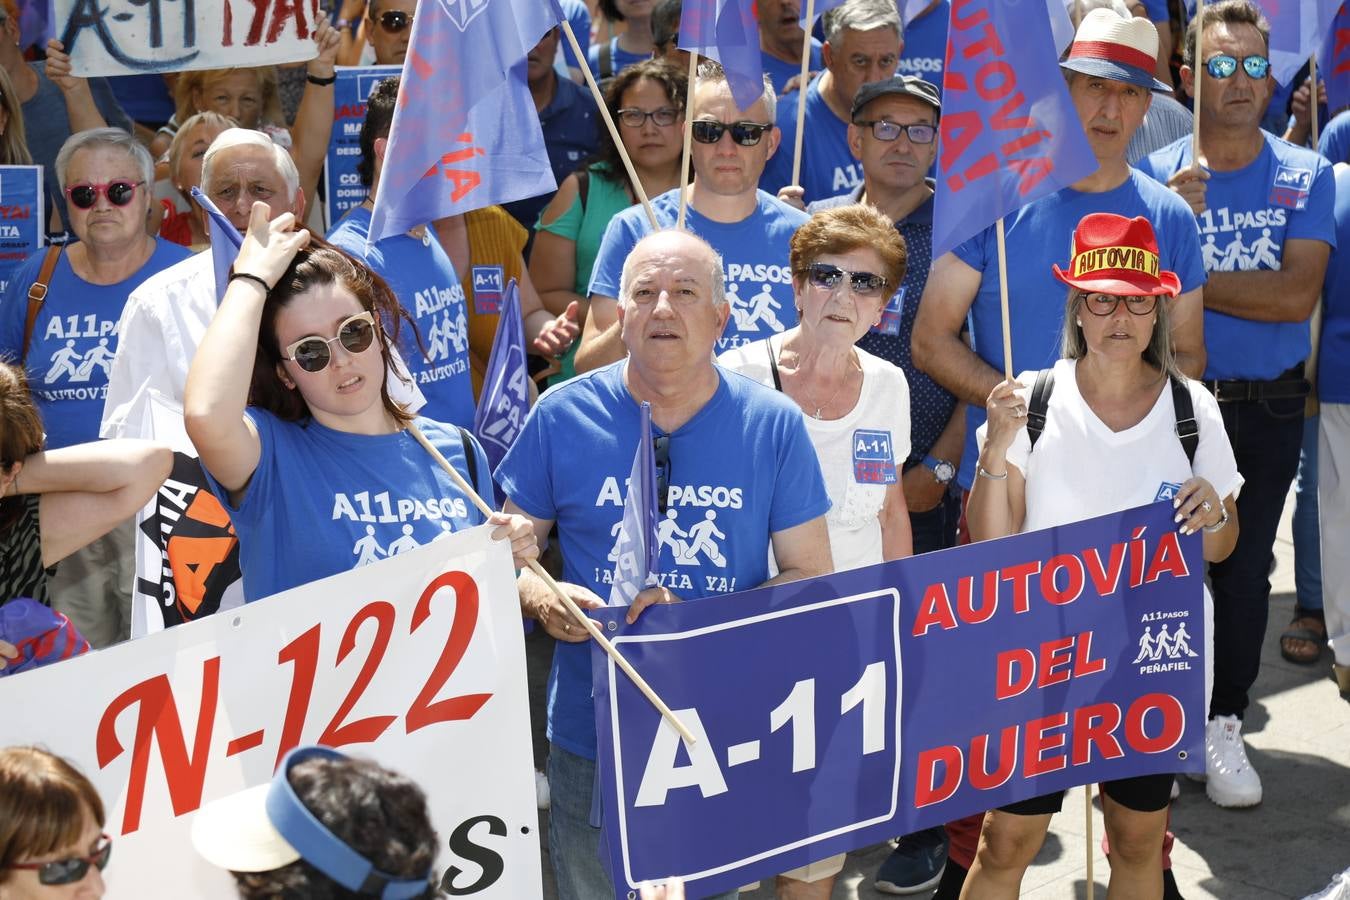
top-left (977, 464), bottom-right (1008, 481)
top-left (1203, 502), bottom-right (1230, 534)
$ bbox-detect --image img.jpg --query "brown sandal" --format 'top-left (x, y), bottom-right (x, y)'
top-left (1280, 615), bottom-right (1326, 665)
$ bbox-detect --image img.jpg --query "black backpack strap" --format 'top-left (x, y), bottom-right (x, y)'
top-left (599, 39), bottom-right (613, 80)
top-left (766, 337), bottom-right (783, 391)
top-left (1026, 368), bottom-right (1054, 452)
top-left (1170, 375), bottom-right (1199, 466)
top-left (456, 426), bottom-right (479, 493)
top-left (575, 166), bottom-right (591, 213)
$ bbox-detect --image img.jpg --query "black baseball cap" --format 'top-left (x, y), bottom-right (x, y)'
top-left (850, 75), bottom-right (942, 122)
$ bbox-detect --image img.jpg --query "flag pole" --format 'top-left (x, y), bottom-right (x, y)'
top-left (677, 50), bottom-right (699, 229)
top-left (406, 423), bottom-right (697, 744)
top-left (1311, 54), bottom-right (1321, 146)
top-left (1191, 1), bottom-right (1204, 166)
top-left (560, 20), bottom-right (660, 229)
top-left (790, 0), bottom-right (816, 188)
top-left (1085, 787), bottom-right (1095, 900)
top-left (995, 217), bottom-right (1013, 381)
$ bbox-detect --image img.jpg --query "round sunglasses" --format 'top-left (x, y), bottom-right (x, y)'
top-left (1205, 53), bottom-right (1270, 80)
top-left (64, 180), bottom-right (145, 210)
top-left (803, 262), bottom-right (889, 298)
top-left (7, 835), bottom-right (111, 886)
top-left (284, 311), bottom-right (377, 373)
top-left (691, 120), bottom-right (773, 146)
top-left (1082, 293), bottom-right (1159, 316)
top-left (375, 9), bottom-right (413, 32)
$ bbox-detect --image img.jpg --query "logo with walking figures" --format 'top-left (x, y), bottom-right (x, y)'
top-left (1134, 610), bottom-right (1198, 674)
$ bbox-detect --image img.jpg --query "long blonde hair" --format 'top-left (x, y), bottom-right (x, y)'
top-left (173, 67), bottom-right (285, 131)
top-left (0, 65), bottom-right (32, 166)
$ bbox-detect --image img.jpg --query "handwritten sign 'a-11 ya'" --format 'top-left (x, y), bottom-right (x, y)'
top-left (58, 0), bottom-right (320, 77)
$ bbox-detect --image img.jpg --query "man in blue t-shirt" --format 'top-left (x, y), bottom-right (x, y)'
top-left (576, 60), bottom-right (808, 369)
top-left (498, 228), bottom-right (832, 900)
top-left (758, 0), bottom-right (823, 93)
top-left (896, 0), bottom-right (947, 91)
top-left (327, 78), bottom-right (476, 429)
top-left (1136, 1), bottom-right (1335, 811)
top-left (1319, 108), bottom-right (1350, 165)
top-left (761, 0), bottom-right (901, 204)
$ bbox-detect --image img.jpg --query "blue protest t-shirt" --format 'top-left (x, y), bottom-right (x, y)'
top-left (588, 188), bottom-right (807, 353)
top-left (896, 1), bottom-right (948, 90)
top-left (0, 237), bottom-right (190, 449)
top-left (205, 411), bottom-right (491, 602)
top-left (951, 169), bottom-right (1207, 489)
top-left (496, 361), bottom-right (830, 758)
top-left (1318, 164), bottom-right (1350, 403)
top-left (1319, 110), bottom-right (1350, 165)
top-left (761, 40), bottom-right (822, 93)
top-left (587, 37), bottom-right (648, 81)
top-left (328, 206), bottom-right (475, 428)
top-left (761, 78), bottom-right (861, 203)
top-left (1137, 132), bottom-right (1337, 381)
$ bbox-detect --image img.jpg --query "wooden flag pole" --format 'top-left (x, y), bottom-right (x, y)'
top-left (677, 50), bottom-right (699, 229)
top-left (995, 217), bottom-right (1013, 381)
top-left (1191, 1), bottom-right (1204, 166)
top-left (1085, 788), bottom-right (1096, 900)
top-left (407, 423), bottom-right (696, 744)
top-left (1311, 54), bottom-right (1322, 146)
top-left (561, 20), bottom-right (660, 229)
top-left (790, 0), bottom-right (817, 187)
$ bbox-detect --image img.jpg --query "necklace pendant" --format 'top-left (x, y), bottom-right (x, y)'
top-left (813, 407), bottom-right (823, 419)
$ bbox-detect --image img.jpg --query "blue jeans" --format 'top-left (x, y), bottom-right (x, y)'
top-left (1293, 414), bottom-right (1323, 612)
top-left (548, 744), bottom-right (738, 900)
top-left (909, 489), bottom-right (962, 555)
top-left (1209, 394), bottom-right (1305, 719)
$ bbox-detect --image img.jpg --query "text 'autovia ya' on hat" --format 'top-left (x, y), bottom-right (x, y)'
top-left (1060, 7), bottom-right (1172, 93)
top-left (1052, 213), bottom-right (1181, 298)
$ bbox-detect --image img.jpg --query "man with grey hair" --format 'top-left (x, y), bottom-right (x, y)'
top-left (762, 0), bottom-right (901, 204)
top-left (576, 60), bottom-right (807, 372)
top-left (497, 226), bottom-right (832, 900)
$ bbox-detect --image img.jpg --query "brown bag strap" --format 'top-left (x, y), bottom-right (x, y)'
top-left (22, 245), bottom-right (62, 361)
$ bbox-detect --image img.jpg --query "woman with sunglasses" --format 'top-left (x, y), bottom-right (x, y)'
top-left (530, 59), bottom-right (686, 385)
top-left (184, 203), bottom-right (536, 602)
top-left (0, 746), bottom-right (110, 897)
top-left (962, 213), bottom-right (1241, 899)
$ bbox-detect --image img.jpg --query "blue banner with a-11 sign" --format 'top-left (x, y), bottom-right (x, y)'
top-left (324, 66), bottom-right (400, 231)
top-left (591, 501), bottom-right (1205, 897)
top-left (0, 166), bottom-right (43, 295)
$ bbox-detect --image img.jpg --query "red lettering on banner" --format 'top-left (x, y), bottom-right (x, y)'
top-left (914, 743), bottom-right (963, 806)
top-left (1041, 554), bottom-right (1085, 605)
top-left (95, 658), bottom-right (221, 834)
top-left (975, 61), bottom-right (1014, 100)
top-left (266, 0), bottom-right (311, 43)
top-left (1336, 29), bottom-right (1350, 75)
top-left (406, 570), bottom-right (493, 731)
top-left (1071, 702), bottom-right (1125, 764)
top-left (1036, 636), bottom-right (1075, 687)
top-left (1124, 692), bottom-right (1185, 753)
top-left (956, 570), bottom-right (999, 624)
top-left (1145, 531), bottom-right (1190, 583)
top-left (243, 0), bottom-right (269, 46)
top-left (1023, 712), bottom-right (1069, 777)
top-left (995, 648), bottom-right (1034, 699)
top-left (912, 582), bottom-right (959, 636)
top-left (317, 601), bottom-right (398, 747)
top-left (1001, 560), bottom-right (1042, 613)
top-left (222, 0), bottom-right (233, 45)
top-left (969, 726), bottom-right (1018, 790)
top-left (1074, 630), bottom-right (1107, 677)
top-left (1083, 542), bottom-right (1126, 596)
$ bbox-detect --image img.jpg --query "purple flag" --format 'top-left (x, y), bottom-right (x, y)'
top-left (473, 279), bottom-right (529, 476)
top-left (679, 0), bottom-right (765, 110)
top-left (369, 0), bottom-right (561, 243)
top-left (607, 402), bottom-right (659, 607)
top-left (1319, 3), bottom-right (1350, 116)
top-left (932, 0), bottom-right (1097, 258)
top-left (1257, 0), bottom-right (1342, 87)
top-left (901, 0), bottom-right (930, 25)
top-left (0, 598), bottom-right (90, 676)
top-left (190, 186), bottom-right (243, 303)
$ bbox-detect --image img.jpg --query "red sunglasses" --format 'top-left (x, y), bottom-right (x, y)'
top-left (64, 180), bottom-right (145, 210)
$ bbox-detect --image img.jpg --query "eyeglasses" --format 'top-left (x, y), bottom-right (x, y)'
top-left (64, 180), bottom-right (144, 210)
top-left (1205, 53), bottom-right (1270, 80)
top-left (375, 9), bottom-right (413, 32)
top-left (804, 262), bottom-right (889, 298)
top-left (8, 835), bottom-right (111, 886)
top-left (284, 311), bottom-right (378, 373)
top-left (690, 120), bottom-right (773, 146)
top-left (854, 120), bottom-right (937, 144)
top-left (617, 107), bottom-right (680, 128)
top-left (1082, 292), bottom-right (1159, 316)
top-left (654, 434), bottom-right (670, 514)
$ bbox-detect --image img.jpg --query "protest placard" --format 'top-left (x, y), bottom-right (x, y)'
top-left (0, 166), bottom-right (43, 295)
top-left (592, 501), bottom-right (1205, 898)
top-left (0, 525), bottom-right (541, 899)
top-left (325, 65), bottom-right (400, 231)
top-left (57, 0), bottom-right (320, 77)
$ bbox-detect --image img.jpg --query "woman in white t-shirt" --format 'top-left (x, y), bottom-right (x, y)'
top-left (965, 213), bottom-right (1241, 899)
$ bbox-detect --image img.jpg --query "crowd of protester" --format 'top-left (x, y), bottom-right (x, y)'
top-left (0, 0), bottom-right (1347, 896)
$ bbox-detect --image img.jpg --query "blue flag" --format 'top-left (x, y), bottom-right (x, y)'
top-left (608, 402), bottom-right (659, 607)
top-left (679, 0), bottom-right (765, 110)
top-left (932, 0), bottom-right (1098, 258)
top-left (1319, 3), bottom-right (1350, 118)
top-left (190, 186), bottom-right (243, 302)
top-left (473, 279), bottom-right (529, 478)
top-left (369, 0), bottom-right (561, 243)
top-left (1258, 0), bottom-right (1342, 87)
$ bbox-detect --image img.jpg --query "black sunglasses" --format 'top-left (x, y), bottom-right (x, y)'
top-left (284, 311), bottom-right (377, 373)
top-left (855, 119), bottom-right (937, 144)
top-left (64, 180), bottom-right (144, 210)
top-left (1205, 53), bottom-right (1269, 80)
top-left (691, 120), bottom-right (772, 146)
top-left (1082, 293), bottom-right (1159, 316)
top-left (654, 434), bottom-right (670, 514)
top-left (375, 9), bottom-right (413, 32)
top-left (804, 262), bottom-right (888, 298)
top-left (8, 835), bottom-right (111, 886)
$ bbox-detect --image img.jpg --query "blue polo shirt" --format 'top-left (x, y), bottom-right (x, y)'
top-left (503, 75), bottom-right (598, 238)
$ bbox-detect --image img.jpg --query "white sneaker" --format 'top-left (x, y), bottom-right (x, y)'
top-left (1204, 715), bottom-right (1262, 807)
top-left (534, 769), bottom-right (551, 810)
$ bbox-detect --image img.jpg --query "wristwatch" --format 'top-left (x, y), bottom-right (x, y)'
top-left (922, 454), bottom-right (955, 484)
